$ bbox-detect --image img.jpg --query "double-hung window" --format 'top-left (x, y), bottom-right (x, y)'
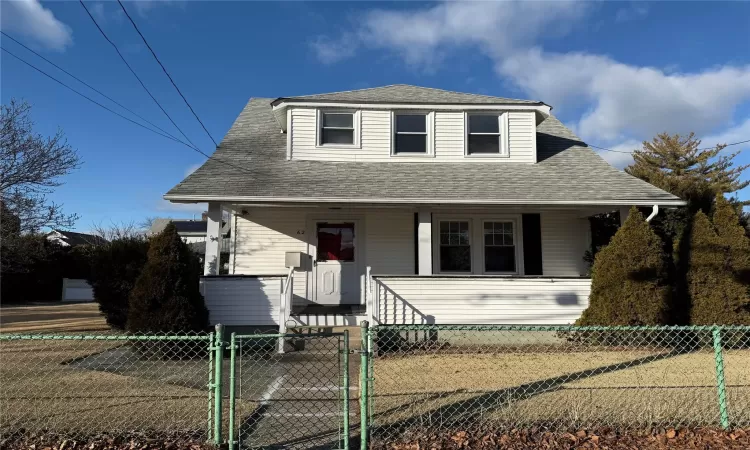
top-left (483, 221), bottom-right (517, 273)
top-left (319, 111), bottom-right (355, 145)
top-left (466, 113), bottom-right (506, 155)
top-left (439, 221), bottom-right (471, 272)
top-left (393, 113), bottom-right (428, 154)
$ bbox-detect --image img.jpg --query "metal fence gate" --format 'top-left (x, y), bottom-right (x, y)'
top-left (228, 332), bottom-right (351, 450)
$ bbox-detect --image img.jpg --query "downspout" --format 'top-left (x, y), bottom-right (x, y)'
top-left (646, 205), bottom-right (659, 222)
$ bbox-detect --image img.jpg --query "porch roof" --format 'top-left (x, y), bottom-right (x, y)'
top-left (165, 98), bottom-right (684, 207)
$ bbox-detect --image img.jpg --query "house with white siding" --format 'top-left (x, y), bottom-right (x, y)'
top-left (164, 85), bottom-right (685, 331)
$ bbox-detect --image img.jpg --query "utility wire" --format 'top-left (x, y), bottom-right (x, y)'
top-left (590, 140), bottom-right (750, 154)
top-left (2, 47), bottom-right (191, 148)
top-left (79, 0), bottom-right (198, 150)
top-left (2, 47), bottom-right (255, 175)
top-left (117, 0), bottom-right (219, 147)
top-left (1, 30), bottom-right (185, 145)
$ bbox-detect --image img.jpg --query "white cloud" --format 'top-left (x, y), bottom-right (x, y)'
top-left (131, 0), bottom-right (185, 17)
top-left (615, 3), bottom-right (649, 23)
top-left (311, 1), bottom-right (588, 68)
top-left (310, 34), bottom-right (358, 64)
top-left (593, 140), bottom-right (641, 169)
top-left (497, 49), bottom-right (750, 142)
top-left (1, 0), bottom-right (73, 51)
top-left (701, 118), bottom-right (750, 151)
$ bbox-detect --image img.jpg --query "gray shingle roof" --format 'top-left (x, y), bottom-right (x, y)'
top-left (165, 97), bottom-right (682, 205)
top-left (271, 84), bottom-right (543, 106)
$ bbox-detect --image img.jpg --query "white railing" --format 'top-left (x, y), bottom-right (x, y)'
top-left (278, 267), bottom-right (295, 353)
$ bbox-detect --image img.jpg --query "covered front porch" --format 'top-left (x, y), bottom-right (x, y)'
top-left (197, 201), bottom-right (646, 329)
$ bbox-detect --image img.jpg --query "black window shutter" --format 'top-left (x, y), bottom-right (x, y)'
top-left (413, 213), bottom-right (419, 275)
top-left (522, 214), bottom-right (543, 275)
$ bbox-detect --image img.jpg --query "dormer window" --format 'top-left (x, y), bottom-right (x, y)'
top-left (394, 113), bottom-right (427, 154)
top-left (320, 112), bottom-right (355, 145)
top-left (466, 113), bottom-right (508, 156)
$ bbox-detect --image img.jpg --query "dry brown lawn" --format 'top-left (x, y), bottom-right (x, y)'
top-left (371, 349), bottom-right (750, 430)
top-left (0, 337), bottom-right (218, 437)
top-left (0, 302), bottom-right (109, 333)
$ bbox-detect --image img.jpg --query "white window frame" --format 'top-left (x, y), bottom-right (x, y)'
top-left (464, 112), bottom-right (509, 157)
top-left (316, 109), bottom-right (361, 149)
top-left (432, 214), bottom-right (524, 275)
top-left (390, 111), bottom-right (435, 157)
top-left (434, 219), bottom-right (473, 274)
top-left (481, 219), bottom-right (521, 275)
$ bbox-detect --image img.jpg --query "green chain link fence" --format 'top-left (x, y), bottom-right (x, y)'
top-left (2, 324), bottom-right (749, 449)
top-left (359, 324), bottom-right (750, 448)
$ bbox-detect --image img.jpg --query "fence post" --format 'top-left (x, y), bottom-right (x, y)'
top-left (343, 329), bottom-right (350, 450)
top-left (360, 321), bottom-right (369, 450)
top-left (712, 326), bottom-right (730, 429)
top-left (213, 324), bottom-right (225, 444)
top-left (228, 332), bottom-right (237, 450)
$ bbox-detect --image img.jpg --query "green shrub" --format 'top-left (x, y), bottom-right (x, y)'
top-left (87, 237), bottom-right (150, 329)
top-left (577, 207), bottom-right (671, 326)
top-left (688, 199), bottom-right (750, 325)
top-left (126, 223), bottom-right (208, 333)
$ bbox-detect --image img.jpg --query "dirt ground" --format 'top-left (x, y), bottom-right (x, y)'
top-left (0, 302), bottom-right (109, 333)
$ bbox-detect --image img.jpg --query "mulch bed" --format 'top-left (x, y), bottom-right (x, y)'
top-left (373, 427), bottom-right (750, 449)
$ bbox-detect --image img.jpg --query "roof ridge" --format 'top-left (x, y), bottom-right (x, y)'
top-left (282, 84), bottom-right (535, 103)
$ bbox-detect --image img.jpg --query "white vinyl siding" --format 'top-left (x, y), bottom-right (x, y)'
top-left (232, 208), bottom-right (415, 303)
top-left (541, 210), bottom-right (589, 276)
top-left (232, 209), bottom-right (308, 301)
top-left (373, 277), bottom-right (591, 325)
top-left (201, 277), bottom-right (282, 325)
top-left (290, 107), bottom-right (537, 162)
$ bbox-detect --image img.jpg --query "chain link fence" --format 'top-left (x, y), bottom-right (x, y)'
top-left (363, 324), bottom-right (750, 446)
top-left (0, 331), bottom-right (214, 441)
top-left (228, 332), bottom-right (353, 450)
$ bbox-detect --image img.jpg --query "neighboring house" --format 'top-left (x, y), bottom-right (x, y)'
top-left (47, 229), bottom-right (107, 247)
top-left (149, 217), bottom-right (231, 273)
top-left (45, 230), bottom-right (106, 303)
top-left (164, 85), bottom-right (684, 330)
top-left (148, 217), bottom-right (230, 244)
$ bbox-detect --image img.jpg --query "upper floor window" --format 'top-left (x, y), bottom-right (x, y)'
top-left (466, 113), bottom-right (507, 156)
top-left (394, 113), bottom-right (428, 154)
top-left (320, 112), bottom-right (355, 145)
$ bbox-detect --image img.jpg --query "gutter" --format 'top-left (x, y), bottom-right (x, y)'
top-left (163, 194), bottom-right (687, 207)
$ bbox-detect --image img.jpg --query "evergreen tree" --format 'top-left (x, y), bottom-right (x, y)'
top-left (578, 208), bottom-right (671, 325)
top-left (687, 208), bottom-right (750, 325)
top-left (127, 223), bottom-right (208, 333)
top-left (625, 132), bottom-right (748, 241)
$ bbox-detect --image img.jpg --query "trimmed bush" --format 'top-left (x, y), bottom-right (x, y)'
top-left (126, 223), bottom-right (208, 333)
top-left (88, 237), bottom-right (150, 329)
top-left (577, 207), bottom-right (671, 326)
top-left (688, 199), bottom-right (750, 325)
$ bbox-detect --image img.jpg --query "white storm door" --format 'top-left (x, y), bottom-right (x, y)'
top-left (314, 222), bottom-right (359, 305)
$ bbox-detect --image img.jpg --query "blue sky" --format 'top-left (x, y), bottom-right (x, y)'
top-left (2, 0), bottom-right (749, 232)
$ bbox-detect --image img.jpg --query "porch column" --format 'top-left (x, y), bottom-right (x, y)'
top-left (619, 206), bottom-right (632, 226)
top-left (417, 209), bottom-right (433, 275)
top-left (204, 202), bottom-right (222, 275)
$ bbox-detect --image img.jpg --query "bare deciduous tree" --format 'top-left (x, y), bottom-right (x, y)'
top-left (1, 99), bottom-right (81, 233)
top-left (90, 221), bottom-right (146, 242)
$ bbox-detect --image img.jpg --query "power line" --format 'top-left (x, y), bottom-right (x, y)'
top-left (2, 47), bottom-right (190, 147)
top-left (79, 0), bottom-right (198, 150)
top-left (590, 139), bottom-right (750, 154)
top-left (1, 30), bottom-right (185, 145)
top-left (2, 47), bottom-right (255, 176)
top-left (117, 0), bottom-right (219, 148)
